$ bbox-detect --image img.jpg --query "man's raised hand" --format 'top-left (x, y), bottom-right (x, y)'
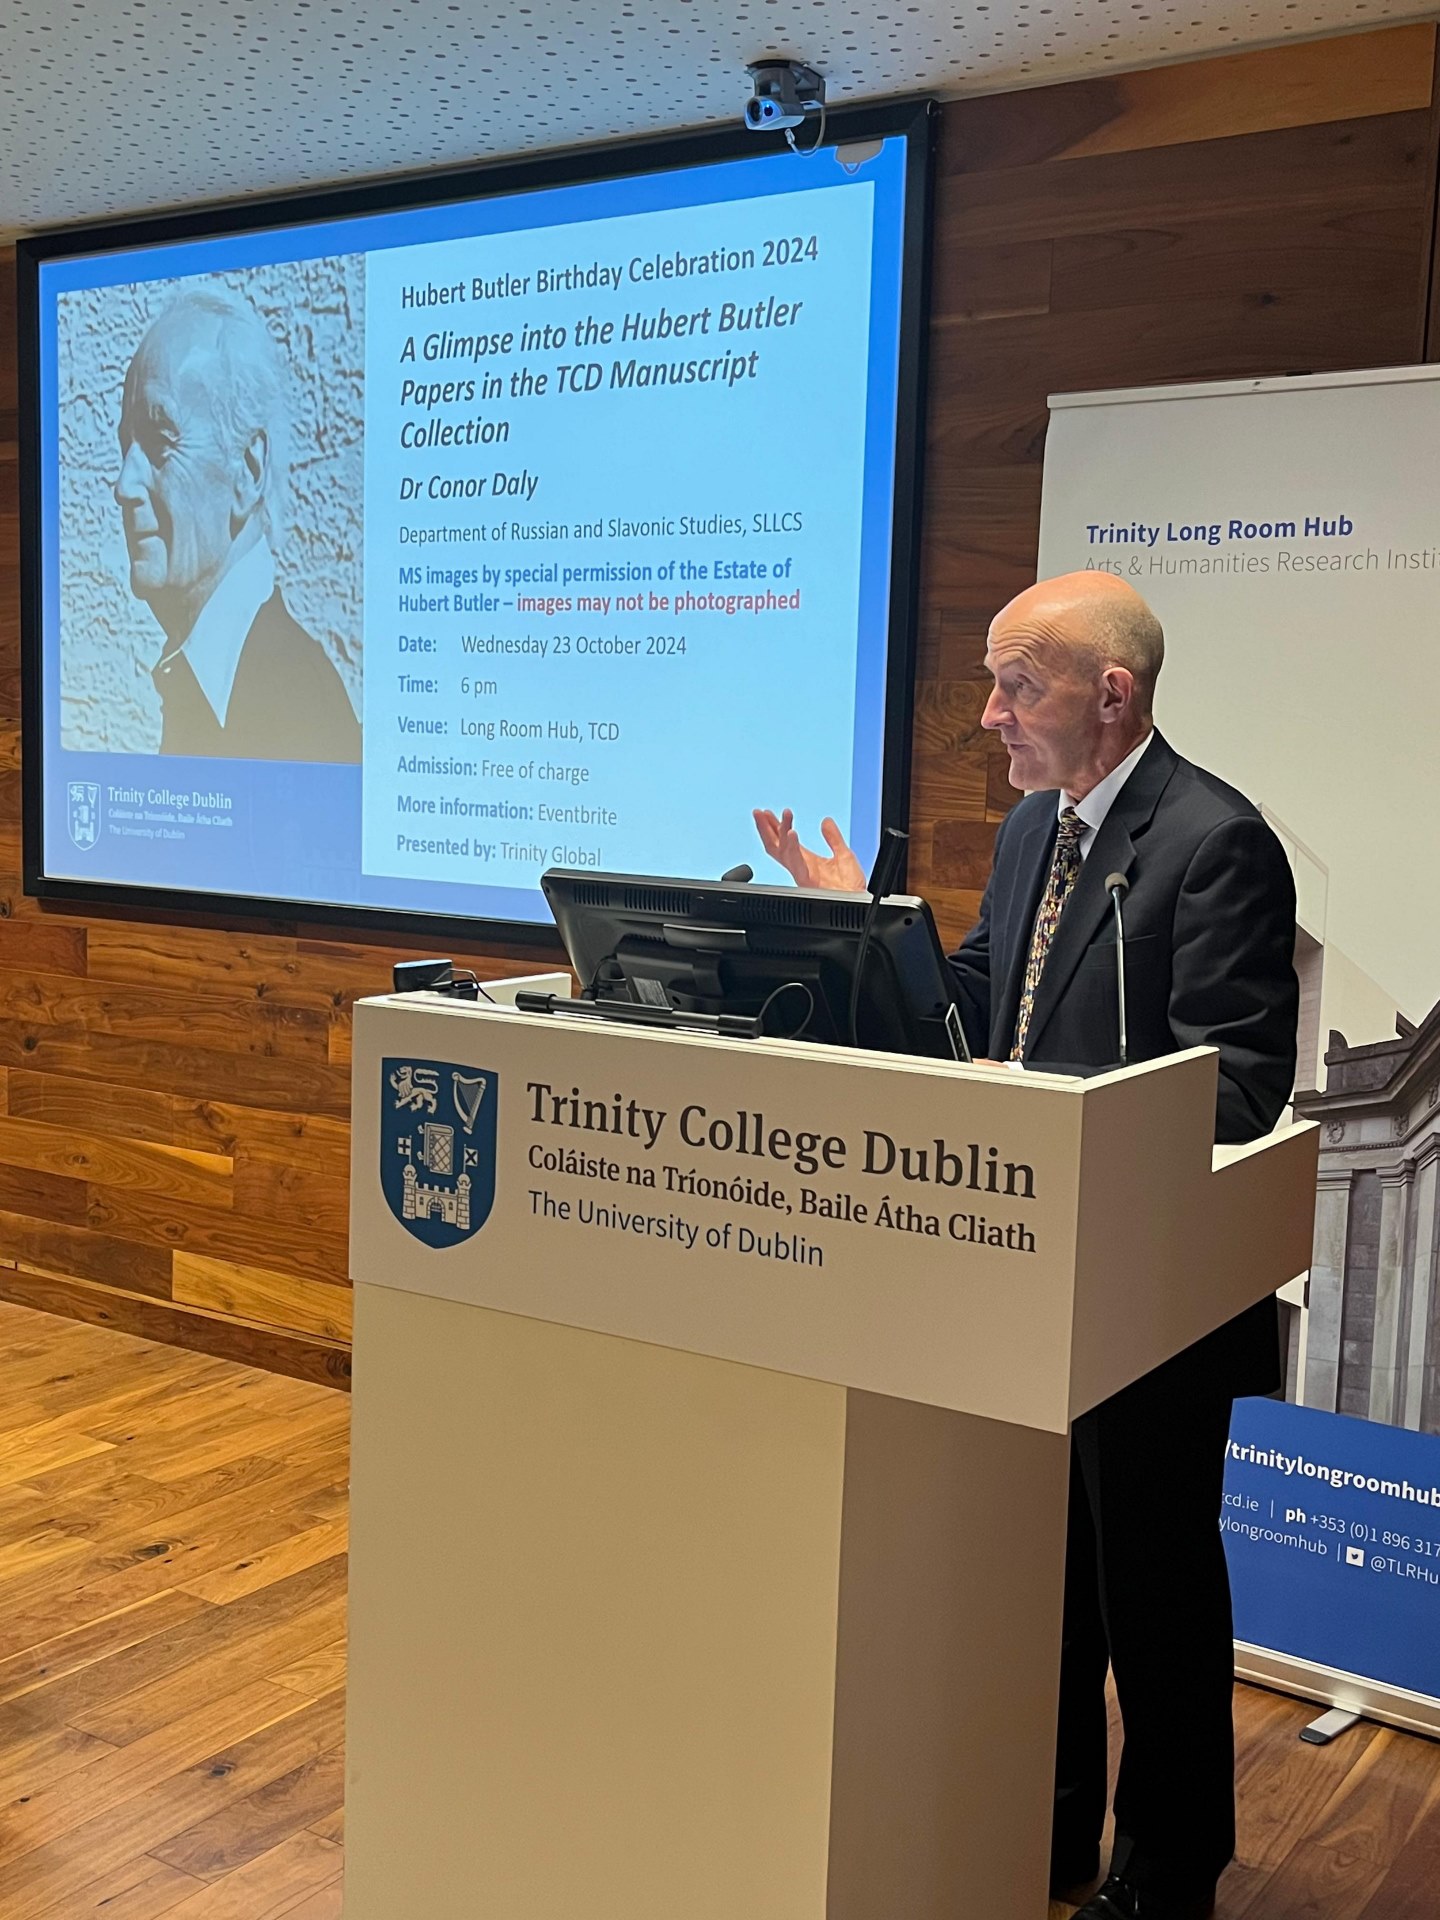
top-left (753, 808), bottom-right (867, 892)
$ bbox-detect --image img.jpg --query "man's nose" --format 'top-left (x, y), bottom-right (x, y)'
top-left (981, 686), bottom-right (1007, 731)
top-left (114, 441), bottom-right (148, 506)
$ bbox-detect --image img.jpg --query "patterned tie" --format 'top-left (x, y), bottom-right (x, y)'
top-left (1010, 806), bottom-right (1085, 1062)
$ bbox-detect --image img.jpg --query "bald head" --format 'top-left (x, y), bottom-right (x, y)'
top-left (990, 573), bottom-right (1164, 719)
top-left (981, 573), bottom-right (1164, 798)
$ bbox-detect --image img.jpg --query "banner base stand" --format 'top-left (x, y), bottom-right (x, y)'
top-left (1299, 1706), bottom-right (1363, 1746)
top-left (1236, 1644), bottom-right (1440, 1743)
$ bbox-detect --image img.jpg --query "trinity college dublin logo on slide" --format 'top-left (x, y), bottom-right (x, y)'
top-left (381, 1057), bottom-right (498, 1248)
top-left (67, 781), bottom-right (101, 851)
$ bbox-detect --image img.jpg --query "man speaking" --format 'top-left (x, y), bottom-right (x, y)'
top-left (114, 289), bottom-right (361, 762)
top-left (755, 573), bottom-right (1298, 1920)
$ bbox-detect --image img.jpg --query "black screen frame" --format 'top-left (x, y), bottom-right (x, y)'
top-left (18, 96), bottom-right (936, 944)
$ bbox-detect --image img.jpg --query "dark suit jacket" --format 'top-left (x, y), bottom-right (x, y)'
top-left (158, 590), bottom-right (361, 763)
top-left (948, 730), bottom-right (1299, 1397)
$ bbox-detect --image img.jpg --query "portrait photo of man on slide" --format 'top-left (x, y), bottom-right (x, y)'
top-left (756, 571), bottom-right (1300, 1920)
top-left (112, 288), bottom-right (361, 763)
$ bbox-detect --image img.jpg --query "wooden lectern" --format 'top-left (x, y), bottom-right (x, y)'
top-left (345, 978), bottom-right (1317, 1920)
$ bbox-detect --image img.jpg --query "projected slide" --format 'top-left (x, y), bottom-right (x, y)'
top-left (29, 128), bottom-right (919, 927)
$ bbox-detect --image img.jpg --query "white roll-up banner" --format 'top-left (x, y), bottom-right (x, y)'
top-left (1039, 366), bottom-right (1440, 1735)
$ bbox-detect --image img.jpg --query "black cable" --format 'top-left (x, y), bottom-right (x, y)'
top-left (446, 967), bottom-right (499, 1004)
top-left (755, 979), bottom-right (815, 1041)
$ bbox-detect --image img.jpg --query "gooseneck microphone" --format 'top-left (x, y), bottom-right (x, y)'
top-left (865, 828), bottom-right (908, 899)
top-left (1105, 871), bottom-right (1130, 1067)
top-left (848, 828), bottom-right (909, 1047)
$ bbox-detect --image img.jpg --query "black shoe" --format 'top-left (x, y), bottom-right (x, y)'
top-left (1049, 1846), bottom-right (1101, 1899)
top-left (1074, 1875), bottom-right (1216, 1919)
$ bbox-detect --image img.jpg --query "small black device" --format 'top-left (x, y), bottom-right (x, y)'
top-left (391, 958), bottom-right (485, 1001)
top-left (540, 867), bottom-right (969, 1062)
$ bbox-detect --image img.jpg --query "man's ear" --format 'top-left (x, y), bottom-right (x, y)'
top-left (1098, 665), bottom-right (1136, 722)
top-left (234, 427), bottom-right (269, 522)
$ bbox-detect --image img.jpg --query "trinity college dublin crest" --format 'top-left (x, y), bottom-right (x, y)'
top-left (381, 1057), bottom-right (498, 1247)
top-left (67, 781), bottom-right (101, 851)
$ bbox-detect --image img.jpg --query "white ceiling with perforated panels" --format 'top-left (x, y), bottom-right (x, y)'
top-left (0, 0), bottom-right (1431, 235)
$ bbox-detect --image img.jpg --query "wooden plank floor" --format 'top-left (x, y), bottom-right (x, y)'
top-left (0, 1301), bottom-right (1435, 1917)
top-left (0, 1301), bottom-right (347, 1917)
top-left (1051, 1683), bottom-right (1440, 1918)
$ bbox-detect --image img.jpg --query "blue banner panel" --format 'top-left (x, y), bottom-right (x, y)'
top-left (1224, 1397), bottom-right (1440, 1700)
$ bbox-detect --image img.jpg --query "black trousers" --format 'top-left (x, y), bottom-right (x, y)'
top-left (1052, 1369), bottom-right (1237, 1899)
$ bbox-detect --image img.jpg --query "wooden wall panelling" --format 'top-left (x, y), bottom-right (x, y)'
top-left (930, 24), bottom-right (1436, 176)
top-left (0, 1210), bottom-right (176, 1297)
top-left (1045, 24), bottom-right (1436, 162)
top-left (172, 1254), bottom-right (354, 1343)
top-left (0, 27), bottom-right (1437, 1378)
top-left (0, 1026), bottom-right (353, 1121)
top-left (0, 1162), bottom-right (89, 1228)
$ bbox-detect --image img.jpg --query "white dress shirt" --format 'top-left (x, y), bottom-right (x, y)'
top-left (166, 536), bottom-right (277, 727)
top-left (1060, 728), bottom-right (1155, 861)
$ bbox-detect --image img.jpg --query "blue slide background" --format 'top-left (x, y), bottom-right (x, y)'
top-left (35, 137), bottom-right (912, 924)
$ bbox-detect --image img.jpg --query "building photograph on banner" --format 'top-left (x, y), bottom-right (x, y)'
top-left (1039, 367), bottom-right (1440, 1728)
